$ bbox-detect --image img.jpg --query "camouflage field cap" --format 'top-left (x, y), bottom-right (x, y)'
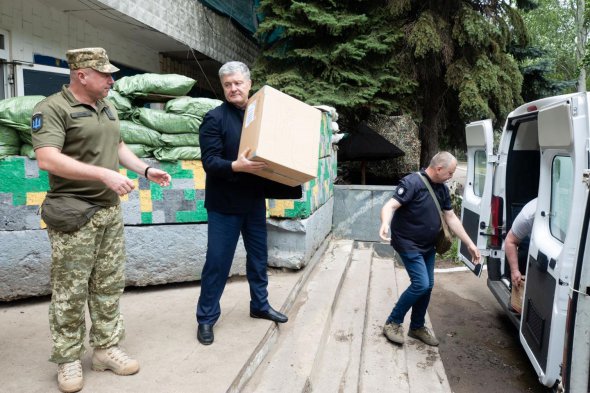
top-left (66, 47), bottom-right (119, 73)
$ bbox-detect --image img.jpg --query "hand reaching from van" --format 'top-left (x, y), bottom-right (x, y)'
top-left (505, 230), bottom-right (524, 288)
top-left (511, 270), bottom-right (523, 289)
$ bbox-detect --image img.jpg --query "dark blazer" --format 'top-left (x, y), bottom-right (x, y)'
top-left (199, 102), bottom-right (265, 214)
top-left (199, 102), bottom-right (303, 214)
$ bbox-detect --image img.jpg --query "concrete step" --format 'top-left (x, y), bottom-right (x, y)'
top-left (360, 255), bottom-right (410, 392)
top-left (394, 262), bottom-right (452, 393)
top-left (309, 242), bottom-right (374, 393)
top-left (241, 239), bottom-right (355, 393)
top-left (0, 238), bottom-right (453, 393)
top-left (227, 235), bottom-right (333, 393)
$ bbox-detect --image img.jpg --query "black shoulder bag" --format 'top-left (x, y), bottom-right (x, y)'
top-left (418, 173), bottom-right (453, 255)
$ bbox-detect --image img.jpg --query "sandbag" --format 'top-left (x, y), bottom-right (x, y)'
top-left (120, 120), bottom-right (164, 147)
top-left (0, 96), bottom-right (45, 131)
top-left (0, 145), bottom-right (20, 160)
top-left (16, 128), bottom-right (32, 145)
top-left (125, 144), bottom-right (155, 158)
top-left (0, 124), bottom-right (21, 147)
top-left (160, 133), bottom-right (199, 147)
top-left (164, 96), bottom-right (222, 118)
top-left (153, 146), bottom-right (201, 161)
top-left (20, 144), bottom-right (36, 160)
top-left (131, 108), bottom-right (201, 134)
top-left (113, 73), bottom-right (196, 97)
top-left (106, 90), bottom-right (134, 119)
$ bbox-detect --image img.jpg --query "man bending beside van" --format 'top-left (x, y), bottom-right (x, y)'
top-left (379, 152), bottom-right (480, 346)
top-left (505, 198), bottom-right (537, 289)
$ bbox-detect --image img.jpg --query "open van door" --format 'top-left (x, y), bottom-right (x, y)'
top-left (460, 119), bottom-right (495, 275)
top-left (520, 95), bottom-right (585, 387)
top-left (561, 186), bottom-right (590, 393)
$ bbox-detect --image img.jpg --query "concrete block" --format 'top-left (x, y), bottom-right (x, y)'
top-left (0, 229), bottom-right (51, 300)
top-left (123, 224), bottom-right (246, 287)
top-left (0, 198), bottom-right (333, 300)
top-left (267, 197), bottom-right (333, 269)
top-left (332, 185), bottom-right (394, 242)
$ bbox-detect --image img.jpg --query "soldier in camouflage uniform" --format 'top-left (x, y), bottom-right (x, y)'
top-left (32, 47), bottom-right (171, 393)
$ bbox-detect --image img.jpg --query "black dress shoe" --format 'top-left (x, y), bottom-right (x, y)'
top-left (250, 306), bottom-right (288, 323)
top-left (197, 324), bottom-right (214, 345)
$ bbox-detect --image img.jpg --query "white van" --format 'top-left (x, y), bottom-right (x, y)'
top-left (461, 92), bottom-right (590, 392)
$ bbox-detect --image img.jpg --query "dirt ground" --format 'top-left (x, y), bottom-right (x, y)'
top-left (428, 269), bottom-right (553, 393)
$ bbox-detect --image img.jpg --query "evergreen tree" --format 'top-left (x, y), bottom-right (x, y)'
top-left (524, 0), bottom-right (578, 94)
top-left (392, 1), bottom-right (527, 165)
top-left (254, 1), bottom-right (530, 165)
top-left (253, 0), bottom-right (415, 122)
top-left (512, 46), bottom-right (575, 102)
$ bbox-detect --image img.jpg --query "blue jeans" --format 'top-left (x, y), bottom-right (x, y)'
top-left (196, 202), bottom-right (269, 325)
top-left (387, 248), bottom-right (436, 330)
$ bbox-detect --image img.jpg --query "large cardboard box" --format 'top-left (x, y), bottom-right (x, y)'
top-left (239, 85), bottom-right (322, 186)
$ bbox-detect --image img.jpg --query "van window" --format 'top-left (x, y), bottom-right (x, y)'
top-left (474, 150), bottom-right (486, 197)
top-left (550, 156), bottom-right (573, 242)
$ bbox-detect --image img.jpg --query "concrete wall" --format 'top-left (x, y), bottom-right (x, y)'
top-left (332, 185), bottom-right (394, 242)
top-left (98, 0), bottom-right (259, 64)
top-left (0, 199), bottom-right (333, 301)
top-left (0, 0), bottom-right (160, 72)
top-left (0, 157), bottom-right (334, 300)
top-left (268, 198), bottom-right (333, 269)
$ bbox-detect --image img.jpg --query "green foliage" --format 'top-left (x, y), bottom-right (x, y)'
top-left (452, 5), bottom-right (499, 48)
top-left (253, 0), bottom-right (530, 163)
top-left (254, 0), bottom-right (416, 121)
top-left (440, 238), bottom-right (462, 264)
top-left (512, 45), bottom-right (576, 101)
top-left (401, 1), bottom-right (527, 163)
top-left (523, 0), bottom-right (579, 91)
top-left (408, 12), bottom-right (445, 58)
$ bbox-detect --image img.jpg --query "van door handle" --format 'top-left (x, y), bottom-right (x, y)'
top-left (479, 232), bottom-right (495, 237)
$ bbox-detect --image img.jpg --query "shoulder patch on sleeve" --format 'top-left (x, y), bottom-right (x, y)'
top-left (396, 186), bottom-right (406, 196)
top-left (31, 112), bottom-right (43, 132)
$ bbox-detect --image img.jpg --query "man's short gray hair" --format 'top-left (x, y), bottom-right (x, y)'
top-left (429, 151), bottom-right (457, 169)
top-left (219, 61), bottom-right (251, 80)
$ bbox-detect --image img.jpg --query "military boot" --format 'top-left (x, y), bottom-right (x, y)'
top-left (57, 360), bottom-right (83, 393)
top-left (92, 346), bottom-right (139, 375)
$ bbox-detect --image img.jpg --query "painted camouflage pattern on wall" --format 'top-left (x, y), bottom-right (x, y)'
top-left (318, 113), bottom-right (332, 159)
top-left (0, 118), bottom-right (335, 230)
top-left (267, 150), bottom-right (336, 218)
top-left (366, 114), bottom-right (420, 179)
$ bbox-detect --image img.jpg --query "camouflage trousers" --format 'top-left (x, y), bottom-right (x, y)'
top-left (47, 205), bottom-right (126, 363)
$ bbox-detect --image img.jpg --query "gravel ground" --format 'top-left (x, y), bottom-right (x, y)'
top-left (429, 270), bottom-right (553, 393)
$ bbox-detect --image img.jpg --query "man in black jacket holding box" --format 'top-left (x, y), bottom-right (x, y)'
top-left (196, 61), bottom-right (289, 345)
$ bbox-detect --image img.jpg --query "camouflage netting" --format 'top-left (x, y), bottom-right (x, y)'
top-left (366, 114), bottom-right (420, 180)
